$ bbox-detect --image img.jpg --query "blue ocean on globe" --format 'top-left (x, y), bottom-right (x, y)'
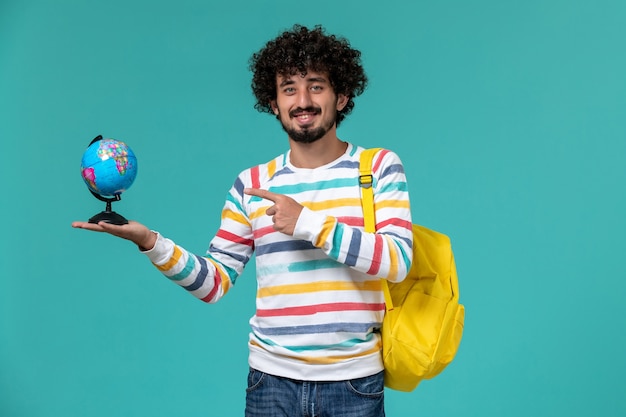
top-left (81, 138), bottom-right (137, 197)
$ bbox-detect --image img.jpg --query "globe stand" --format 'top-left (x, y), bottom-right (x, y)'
top-left (88, 191), bottom-right (129, 225)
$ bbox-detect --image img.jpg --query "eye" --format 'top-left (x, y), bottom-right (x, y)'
top-left (283, 87), bottom-right (296, 95)
top-left (310, 85), bottom-right (323, 92)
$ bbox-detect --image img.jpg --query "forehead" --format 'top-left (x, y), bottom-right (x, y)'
top-left (276, 70), bottom-right (330, 86)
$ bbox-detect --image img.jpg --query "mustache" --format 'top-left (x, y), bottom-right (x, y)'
top-left (288, 106), bottom-right (321, 118)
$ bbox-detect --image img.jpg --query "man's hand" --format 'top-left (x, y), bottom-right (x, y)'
top-left (71, 220), bottom-right (157, 251)
top-left (244, 188), bottom-right (303, 236)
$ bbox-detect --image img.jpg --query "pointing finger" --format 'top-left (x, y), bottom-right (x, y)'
top-left (244, 188), bottom-right (279, 202)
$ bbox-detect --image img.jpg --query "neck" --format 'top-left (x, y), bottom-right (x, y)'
top-left (288, 129), bottom-right (347, 169)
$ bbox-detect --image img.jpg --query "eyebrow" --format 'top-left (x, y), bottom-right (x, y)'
top-left (278, 75), bottom-right (329, 87)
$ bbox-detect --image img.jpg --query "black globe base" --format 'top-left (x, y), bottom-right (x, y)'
top-left (87, 191), bottom-right (129, 225)
top-left (88, 210), bottom-right (129, 225)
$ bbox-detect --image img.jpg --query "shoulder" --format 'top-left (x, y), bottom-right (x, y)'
top-left (235, 151), bottom-right (289, 188)
top-left (354, 146), bottom-right (406, 175)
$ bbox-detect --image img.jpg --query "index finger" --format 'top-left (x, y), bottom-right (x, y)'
top-left (244, 187), bottom-right (279, 202)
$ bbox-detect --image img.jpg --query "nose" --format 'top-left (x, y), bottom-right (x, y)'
top-left (296, 89), bottom-right (313, 108)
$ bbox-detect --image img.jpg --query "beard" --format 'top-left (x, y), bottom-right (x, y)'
top-left (278, 106), bottom-right (336, 144)
top-left (283, 124), bottom-right (329, 144)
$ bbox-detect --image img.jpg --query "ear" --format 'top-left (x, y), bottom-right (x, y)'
top-left (270, 100), bottom-right (279, 115)
top-left (336, 94), bottom-right (349, 111)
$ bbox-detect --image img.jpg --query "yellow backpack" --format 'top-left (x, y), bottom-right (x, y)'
top-left (359, 148), bottom-right (465, 392)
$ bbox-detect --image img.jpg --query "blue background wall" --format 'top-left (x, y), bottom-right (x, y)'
top-left (1, 0), bottom-right (625, 416)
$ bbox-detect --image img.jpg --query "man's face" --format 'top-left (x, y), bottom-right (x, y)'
top-left (271, 70), bottom-right (348, 144)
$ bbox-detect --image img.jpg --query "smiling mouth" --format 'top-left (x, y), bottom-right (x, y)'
top-left (289, 107), bottom-right (321, 123)
top-left (294, 114), bottom-right (315, 124)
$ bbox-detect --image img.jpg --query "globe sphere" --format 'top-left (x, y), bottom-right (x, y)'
top-left (80, 138), bottom-right (138, 197)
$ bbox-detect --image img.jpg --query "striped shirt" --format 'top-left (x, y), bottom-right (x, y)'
top-left (144, 143), bottom-right (413, 381)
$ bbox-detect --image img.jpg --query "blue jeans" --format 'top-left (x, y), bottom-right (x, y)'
top-left (245, 368), bottom-right (385, 417)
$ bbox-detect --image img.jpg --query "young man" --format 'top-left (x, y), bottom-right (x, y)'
top-left (73, 24), bottom-right (413, 417)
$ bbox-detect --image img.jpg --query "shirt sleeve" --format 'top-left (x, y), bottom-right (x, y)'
top-left (141, 175), bottom-right (255, 302)
top-left (292, 149), bottom-right (413, 283)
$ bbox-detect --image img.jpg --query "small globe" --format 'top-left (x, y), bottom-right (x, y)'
top-left (81, 138), bottom-right (137, 198)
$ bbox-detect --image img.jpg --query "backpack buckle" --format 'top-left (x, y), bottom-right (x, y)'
top-left (359, 174), bottom-right (373, 189)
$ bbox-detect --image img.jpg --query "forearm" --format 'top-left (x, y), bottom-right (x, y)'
top-left (291, 149), bottom-right (414, 282)
top-left (142, 233), bottom-right (231, 302)
top-left (293, 207), bottom-right (413, 282)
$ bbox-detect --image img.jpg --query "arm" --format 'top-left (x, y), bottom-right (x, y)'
top-left (142, 182), bottom-right (255, 303)
top-left (245, 150), bottom-right (413, 283)
top-left (294, 150), bottom-right (413, 283)
top-left (72, 179), bottom-right (255, 303)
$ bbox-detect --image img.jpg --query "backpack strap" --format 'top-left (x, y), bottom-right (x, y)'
top-left (359, 148), bottom-right (394, 312)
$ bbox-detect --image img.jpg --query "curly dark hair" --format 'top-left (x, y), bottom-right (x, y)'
top-left (249, 24), bottom-right (368, 127)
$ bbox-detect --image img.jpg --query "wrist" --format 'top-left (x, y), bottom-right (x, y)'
top-left (138, 231), bottom-right (157, 251)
